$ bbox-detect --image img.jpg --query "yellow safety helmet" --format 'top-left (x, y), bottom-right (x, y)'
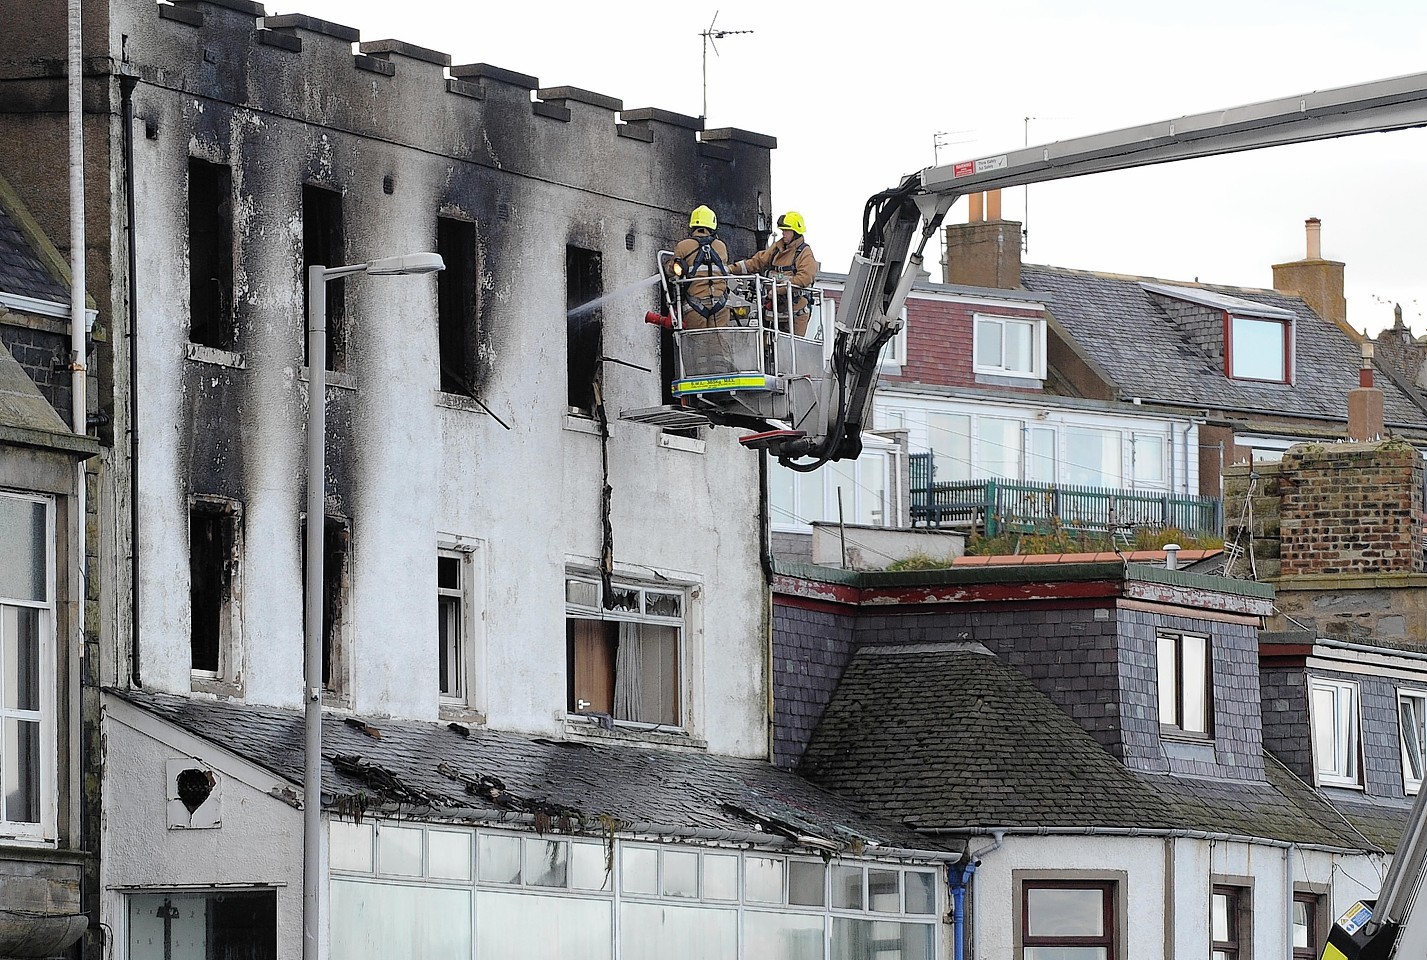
top-left (689, 205), bottom-right (718, 231)
top-left (777, 211), bottom-right (806, 235)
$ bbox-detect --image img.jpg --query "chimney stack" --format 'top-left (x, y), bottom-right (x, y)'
top-left (1305, 217), bottom-right (1322, 260)
top-left (1347, 341), bottom-right (1384, 442)
top-left (943, 193), bottom-right (1022, 289)
top-left (1273, 218), bottom-right (1348, 333)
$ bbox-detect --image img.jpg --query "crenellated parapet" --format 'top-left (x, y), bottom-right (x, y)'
top-left (98, 0), bottom-right (774, 230)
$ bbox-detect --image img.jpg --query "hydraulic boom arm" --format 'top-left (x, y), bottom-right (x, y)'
top-left (777, 69), bottom-right (1427, 469)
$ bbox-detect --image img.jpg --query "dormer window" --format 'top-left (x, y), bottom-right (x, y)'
top-left (973, 314), bottom-right (1045, 380)
top-left (1228, 314), bottom-right (1291, 383)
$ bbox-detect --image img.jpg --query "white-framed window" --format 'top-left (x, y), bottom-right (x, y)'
top-left (879, 308), bottom-right (909, 369)
top-left (0, 491), bottom-right (55, 839)
top-left (1157, 632), bottom-right (1210, 737)
top-left (1132, 433), bottom-right (1167, 489)
top-left (1310, 677), bottom-right (1361, 787)
top-left (978, 417), bottom-right (1022, 480)
top-left (329, 820), bottom-right (940, 960)
top-left (973, 313), bottom-right (1045, 380)
top-left (1064, 426), bottom-right (1124, 488)
top-left (769, 437), bottom-right (895, 531)
top-left (1228, 314), bottom-right (1291, 383)
top-left (566, 574), bottom-right (685, 728)
top-left (438, 542), bottom-right (485, 711)
top-left (1400, 689), bottom-right (1427, 795)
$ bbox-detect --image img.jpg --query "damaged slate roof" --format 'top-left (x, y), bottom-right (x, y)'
top-left (1020, 265), bottom-right (1427, 430)
top-left (799, 643), bottom-right (1389, 852)
top-left (114, 688), bottom-right (949, 857)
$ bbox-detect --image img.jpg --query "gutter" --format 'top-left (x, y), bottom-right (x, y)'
top-left (914, 824), bottom-right (1381, 856)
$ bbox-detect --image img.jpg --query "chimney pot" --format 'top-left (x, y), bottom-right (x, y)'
top-left (1164, 544), bottom-right (1181, 571)
top-left (969, 193), bottom-right (984, 224)
top-left (987, 188), bottom-right (1002, 221)
top-left (1305, 217), bottom-right (1322, 260)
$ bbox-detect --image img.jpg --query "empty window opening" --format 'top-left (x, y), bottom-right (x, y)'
top-left (302, 185), bottom-right (346, 371)
top-left (437, 217), bottom-right (480, 396)
top-left (128, 891), bottom-right (277, 960)
top-left (438, 552), bottom-right (465, 702)
top-left (189, 500), bottom-right (240, 678)
top-left (566, 575), bottom-right (682, 727)
top-left (188, 158), bottom-right (234, 350)
top-left (566, 246), bottom-right (603, 414)
top-left (301, 516), bottom-right (349, 692)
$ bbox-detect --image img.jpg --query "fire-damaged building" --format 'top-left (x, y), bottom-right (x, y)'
top-left (0, 1), bottom-right (958, 958)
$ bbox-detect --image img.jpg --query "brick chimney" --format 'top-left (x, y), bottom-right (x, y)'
top-left (943, 190), bottom-right (1022, 289)
top-left (1348, 341), bottom-right (1384, 442)
top-left (1272, 218), bottom-right (1348, 331)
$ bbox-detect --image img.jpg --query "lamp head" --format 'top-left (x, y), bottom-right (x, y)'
top-left (365, 252), bottom-right (445, 276)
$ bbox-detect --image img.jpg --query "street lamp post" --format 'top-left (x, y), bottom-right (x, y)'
top-left (303, 253), bottom-right (444, 960)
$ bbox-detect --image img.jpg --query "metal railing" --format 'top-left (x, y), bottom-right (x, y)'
top-left (909, 453), bottom-right (1222, 539)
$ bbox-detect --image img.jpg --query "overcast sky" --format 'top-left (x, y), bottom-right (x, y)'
top-left (277, 0), bottom-right (1427, 335)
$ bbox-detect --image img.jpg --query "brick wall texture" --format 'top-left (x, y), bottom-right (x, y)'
top-left (882, 298), bottom-right (1044, 392)
top-left (1278, 443), bottom-right (1425, 576)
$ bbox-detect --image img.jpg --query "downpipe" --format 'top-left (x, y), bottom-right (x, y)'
top-left (947, 829), bottom-right (1003, 960)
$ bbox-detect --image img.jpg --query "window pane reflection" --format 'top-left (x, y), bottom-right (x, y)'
top-left (570, 841), bottom-right (610, 891)
top-left (478, 833), bottom-right (521, 884)
top-left (702, 853), bottom-right (738, 901)
top-left (2, 607), bottom-right (39, 711)
top-left (376, 825), bottom-right (422, 877)
top-left (331, 879), bottom-right (472, 960)
top-left (904, 871), bottom-right (936, 915)
top-left (831, 918), bottom-right (934, 960)
top-left (525, 837), bottom-right (568, 887)
top-left (745, 910), bottom-right (824, 960)
top-left (620, 902), bottom-right (736, 960)
top-left (831, 865), bottom-right (863, 910)
top-left (1026, 886), bottom-right (1104, 936)
top-left (621, 846), bottom-right (657, 895)
top-left (788, 860), bottom-right (826, 907)
top-left (429, 829), bottom-right (472, 881)
top-left (0, 497), bottom-right (45, 603)
top-left (328, 820), bottom-right (373, 873)
top-left (662, 850), bottom-right (699, 898)
top-left (745, 857), bottom-right (784, 904)
top-left (478, 889), bottom-right (611, 960)
top-left (3, 717), bottom-right (38, 822)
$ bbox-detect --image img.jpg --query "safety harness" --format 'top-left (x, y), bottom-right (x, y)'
top-left (766, 240), bottom-right (812, 318)
top-left (682, 236), bottom-right (730, 321)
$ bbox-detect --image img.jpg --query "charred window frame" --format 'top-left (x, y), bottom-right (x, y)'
top-left (437, 217), bottom-right (480, 396)
top-left (189, 498), bottom-right (242, 689)
top-left (566, 246), bottom-right (603, 415)
top-left (188, 158), bottom-right (234, 350)
top-left (300, 516), bottom-right (350, 695)
top-left (127, 890), bottom-right (277, 960)
top-left (565, 573), bottom-right (684, 729)
top-left (302, 185), bottom-right (346, 372)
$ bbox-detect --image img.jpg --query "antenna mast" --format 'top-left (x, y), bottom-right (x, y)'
top-left (700, 12), bottom-right (753, 121)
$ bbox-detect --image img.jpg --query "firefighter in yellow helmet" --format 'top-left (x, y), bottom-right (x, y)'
top-left (668, 205), bottom-right (731, 329)
top-left (729, 211), bottom-right (819, 336)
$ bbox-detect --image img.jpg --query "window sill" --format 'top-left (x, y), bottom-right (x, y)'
top-left (564, 413), bottom-right (602, 435)
top-left (440, 703), bottom-right (487, 725)
top-left (299, 367), bottom-right (356, 391)
top-left (658, 431), bottom-right (705, 454)
top-left (1318, 777), bottom-right (1365, 792)
top-left (191, 673), bottom-right (244, 698)
top-left (564, 715), bottom-right (706, 750)
top-left (436, 391), bottom-right (485, 413)
top-left (186, 343), bottom-right (246, 368)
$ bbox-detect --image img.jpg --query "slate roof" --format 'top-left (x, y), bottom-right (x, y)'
top-left (0, 193), bottom-right (68, 304)
top-left (1020, 265), bottom-right (1427, 430)
top-left (113, 689), bottom-right (949, 857)
top-left (798, 643), bottom-right (1389, 851)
